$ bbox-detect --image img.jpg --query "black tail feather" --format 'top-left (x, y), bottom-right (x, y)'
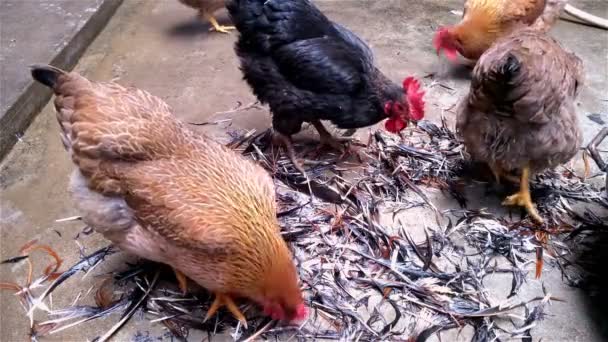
top-left (500, 54), bottom-right (521, 80)
top-left (30, 64), bottom-right (65, 89)
top-left (485, 53), bottom-right (522, 104)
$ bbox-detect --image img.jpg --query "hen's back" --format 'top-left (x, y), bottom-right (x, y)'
top-left (457, 29), bottom-right (583, 171)
top-left (465, 0), bottom-right (546, 24)
top-left (227, 0), bottom-right (334, 50)
top-left (31, 65), bottom-right (279, 262)
top-left (31, 66), bottom-right (199, 184)
top-left (470, 29), bottom-right (581, 124)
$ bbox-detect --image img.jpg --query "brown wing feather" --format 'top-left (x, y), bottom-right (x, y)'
top-left (111, 145), bottom-right (278, 250)
top-left (110, 149), bottom-right (288, 294)
top-left (58, 80), bottom-right (193, 161)
top-left (48, 70), bottom-right (281, 250)
top-left (47, 69), bottom-right (202, 195)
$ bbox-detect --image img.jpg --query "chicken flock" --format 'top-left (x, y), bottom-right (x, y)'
top-left (29, 0), bottom-right (596, 329)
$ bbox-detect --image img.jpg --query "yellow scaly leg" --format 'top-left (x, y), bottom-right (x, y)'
top-left (204, 293), bottom-right (247, 328)
top-left (174, 268), bottom-right (188, 295)
top-left (502, 166), bottom-right (544, 224)
top-left (202, 11), bottom-right (235, 34)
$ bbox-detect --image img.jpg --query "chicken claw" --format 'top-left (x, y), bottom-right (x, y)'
top-left (202, 12), bottom-right (236, 34)
top-left (173, 268), bottom-right (188, 295)
top-left (501, 166), bottom-right (543, 224)
top-left (204, 293), bottom-right (247, 328)
top-left (273, 132), bottom-right (308, 177)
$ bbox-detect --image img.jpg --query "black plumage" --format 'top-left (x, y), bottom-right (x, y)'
top-left (227, 0), bottom-right (415, 170)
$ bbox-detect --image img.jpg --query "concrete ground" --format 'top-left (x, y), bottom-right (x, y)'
top-left (0, 0), bottom-right (606, 341)
top-left (0, 0), bottom-right (123, 160)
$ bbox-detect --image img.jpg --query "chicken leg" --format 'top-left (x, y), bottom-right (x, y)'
top-left (273, 132), bottom-right (308, 176)
top-left (201, 10), bottom-right (235, 34)
top-left (311, 120), bottom-right (352, 153)
top-left (501, 166), bottom-right (543, 224)
top-left (173, 268), bottom-right (188, 295)
top-left (489, 163), bottom-right (519, 184)
top-left (204, 293), bottom-right (247, 328)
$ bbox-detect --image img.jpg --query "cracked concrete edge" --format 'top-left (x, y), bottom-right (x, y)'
top-left (0, 0), bottom-right (124, 161)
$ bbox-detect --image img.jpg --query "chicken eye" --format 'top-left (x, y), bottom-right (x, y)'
top-left (384, 102), bottom-right (393, 114)
top-left (394, 103), bottom-right (405, 112)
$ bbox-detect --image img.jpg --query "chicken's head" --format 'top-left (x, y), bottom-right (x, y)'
top-left (258, 256), bottom-right (308, 323)
top-left (384, 77), bottom-right (425, 133)
top-left (433, 27), bottom-right (460, 62)
top-left (262, 298), bottom-right (308, 322)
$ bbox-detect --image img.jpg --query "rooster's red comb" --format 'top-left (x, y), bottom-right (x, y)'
top-left (433, 27), bottom-right (459, 62)
top-left (433, 27), bottom-right (448, 53)
top-left (403, 77), bottom-right (425, 121)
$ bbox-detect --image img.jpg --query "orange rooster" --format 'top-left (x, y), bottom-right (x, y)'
top-left (433, 0), bottom-right (566, 62)
top-left (30, 65), bottom-right (307, 326)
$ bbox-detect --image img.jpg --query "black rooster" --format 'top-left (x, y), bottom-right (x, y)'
top-left (227, 0), bottom-right (425, 172)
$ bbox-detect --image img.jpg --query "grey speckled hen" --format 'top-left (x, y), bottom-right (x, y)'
top-left (456, 27), bottom-right (583, 223)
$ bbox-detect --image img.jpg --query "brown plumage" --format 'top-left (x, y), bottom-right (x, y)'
top-left (456, 28), bottom-right (583, 223)
top-left (30, 65), bottom-right (307, 325)
top-left (177, 0), bottom-right (234, 33)
top-left (434, 0), bottom-right (567, 62)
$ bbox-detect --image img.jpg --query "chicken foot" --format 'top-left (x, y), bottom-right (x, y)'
top-left (201, 11), bottom-right (235, 34)
top-left (173, 269), bottom-right (246, 325)
top-left (502, 166), bottom-right (544, 224)
top-left (273, 131), bottom-right (331, 178)
top-left (273, 132), bottom-right (308, 176)
top-left (204, 293), bottom-right (247, 328)
top-left (173, 268), bottom-right (189, 295)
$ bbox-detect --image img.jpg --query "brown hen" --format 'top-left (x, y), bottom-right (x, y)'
top-left (177, 0), bottom-right (234, 33)
top-left (456, 28), bottom-right (583, 223)
top-left (434, 0), bottom-right (567, 62)
top-left (30, 65), bottom-right (307, 325)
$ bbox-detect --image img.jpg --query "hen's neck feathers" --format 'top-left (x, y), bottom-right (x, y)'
top-left (452, 4), bottom-right (503, 59)
top-left (370, 69), bottom-right (403, 105)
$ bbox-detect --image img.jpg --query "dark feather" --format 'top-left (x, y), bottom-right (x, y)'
top-left (30, 64), bottom-right (65, 89)
top-left (228, 0), bottom-right (403, 135)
